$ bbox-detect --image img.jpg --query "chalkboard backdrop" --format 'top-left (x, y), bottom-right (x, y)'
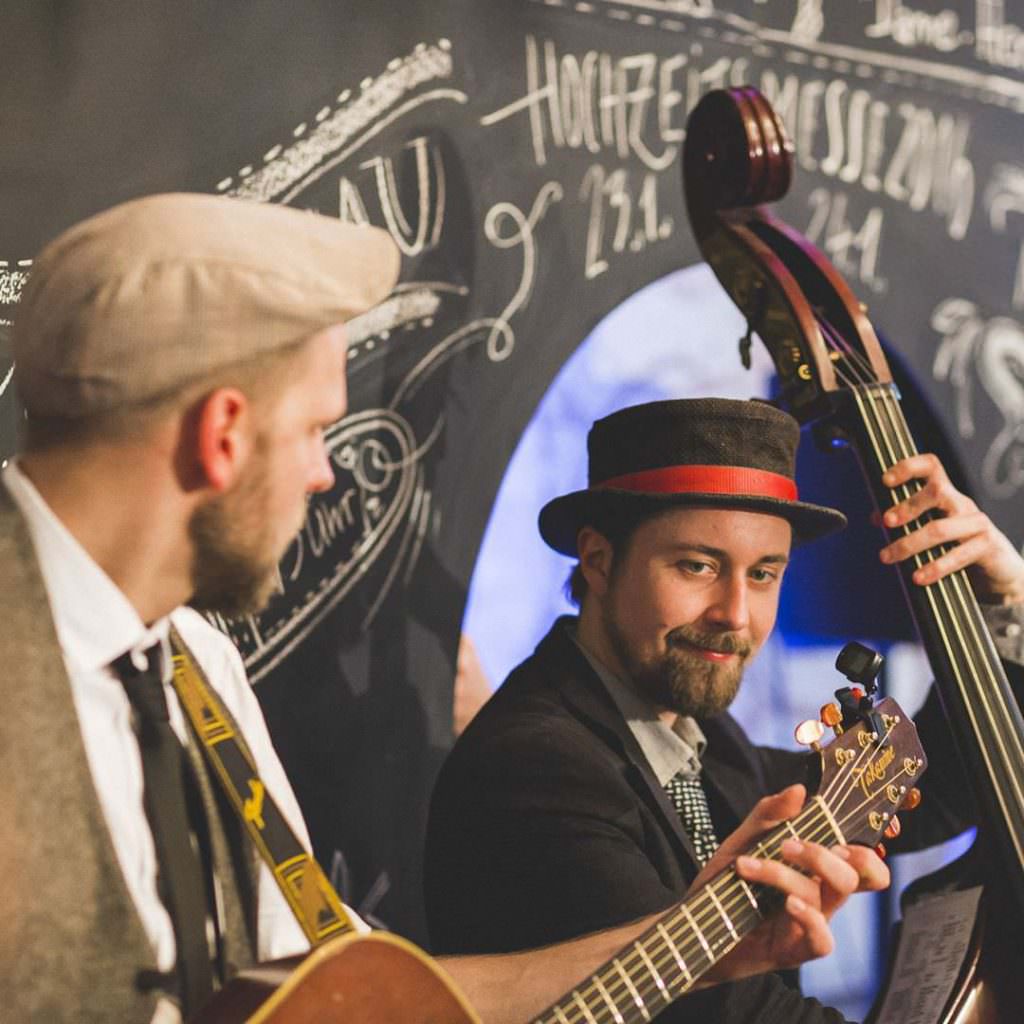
top-left (2, 0), bottom-right (1022, 943)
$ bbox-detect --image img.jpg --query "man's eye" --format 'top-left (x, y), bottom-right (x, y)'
top-left (750, 567), bottom-right (780, 583)
top-left (678, 560), bottom-right (712, 575)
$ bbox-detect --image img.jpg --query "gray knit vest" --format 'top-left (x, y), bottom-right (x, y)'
top-left (0, 489), bottom-right (258, 1022)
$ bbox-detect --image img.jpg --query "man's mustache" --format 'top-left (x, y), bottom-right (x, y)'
top-left (667, 626), bottom-right (752, 659)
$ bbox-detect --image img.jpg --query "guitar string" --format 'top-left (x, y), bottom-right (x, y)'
top-left (538, 815), bottom-right (818, 1024)
top-left (535, 767), bottom-right (913, 1024)
top-left (533, 678), bottom-right (896, 1020)
top-left (535, 740), bottom-right (914, 1024)
top-left (818, 705), bottom-right (896, 811)
top-left (543, 753), bottom-right (921, 1024)
top-left (535, 805), bottom-right (830, 1024)
top-left (811, 315), bottom-right (877, 388)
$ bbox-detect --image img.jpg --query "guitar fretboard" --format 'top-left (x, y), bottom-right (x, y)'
top-left (530, 797), bottom-right (842, 1024)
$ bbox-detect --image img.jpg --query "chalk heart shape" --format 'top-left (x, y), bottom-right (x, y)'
top-left (226, 408), bottom-right (420, 682)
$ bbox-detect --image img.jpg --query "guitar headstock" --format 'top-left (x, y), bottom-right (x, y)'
top-left (813, 696), bottom-right (927, 848)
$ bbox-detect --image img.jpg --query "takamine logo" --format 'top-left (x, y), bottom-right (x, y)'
top-left (216, 408), bottom-right (421, 682)
top-left (858, 743), bottom-right (896, 798)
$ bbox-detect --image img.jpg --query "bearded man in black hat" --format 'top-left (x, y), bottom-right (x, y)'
top-left (424, 397), bottom-right (1024, 1024)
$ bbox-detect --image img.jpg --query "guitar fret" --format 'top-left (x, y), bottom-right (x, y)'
top-left (572, 991), bottom-right (598, 1024)
top-left (613, 957), bottom-right (650, 1022)
top-left (814, 795), bottom-right (846, 844)
top-left (737, 877), bottom-right (762, 914)
top-left (551, 1006), bottom-right (571, 1024)
top-left (707, 886), bottom-right (739, 942)
top-left (783, 819), bottom-right (800, 840)
top-left (635, 941), bottom-right (671, 1003)
top-left (592, 975), bottom-right (624, 1024)
top-left (681, 903), bottom-right (714, 961)
top-left (656, 921), bottom-right (692, 983)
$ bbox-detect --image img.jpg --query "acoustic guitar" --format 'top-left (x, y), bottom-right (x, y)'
top-left (195, 695), bottom-right (924, 1023)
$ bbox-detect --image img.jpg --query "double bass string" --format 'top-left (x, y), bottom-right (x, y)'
top-left (862, 386), bottom-right (1024, 864)
top-left (813, 313), bottom-right (1024, 863)
top-left (856, 364), bottom-right (1024, 834)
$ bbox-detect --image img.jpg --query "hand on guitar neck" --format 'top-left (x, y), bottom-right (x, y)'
top-left (441, 785), bottom-right (889, 1024)
top-left (877, 452), bottom-right (1024, 606)
top-left (694, 784), bottom-right (889, 984)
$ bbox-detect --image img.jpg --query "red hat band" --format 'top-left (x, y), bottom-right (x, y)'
top-left (596, 464), bottom-right (799, 501)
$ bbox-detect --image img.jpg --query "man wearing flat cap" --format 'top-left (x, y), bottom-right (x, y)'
top-left (425, 398), bottom-right (1024, 1023)
top-left (0, 195), bottom-right (889, 1023)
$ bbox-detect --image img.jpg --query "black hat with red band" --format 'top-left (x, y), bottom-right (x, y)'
top-left (538, 397), bottom-right (847, 556)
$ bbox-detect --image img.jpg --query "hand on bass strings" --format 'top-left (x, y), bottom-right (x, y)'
top-left (696, 785), bottom-right (889, 982)
top-left (878, 453), bottom-right (1024, 605)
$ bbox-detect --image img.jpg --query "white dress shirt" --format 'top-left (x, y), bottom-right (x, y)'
top-left (2, 460), bottom-right (363, 1019)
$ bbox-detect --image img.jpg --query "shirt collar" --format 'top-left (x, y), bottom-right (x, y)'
top-left (567, 620), bottom-right (706, 786)
top-left (2, 458), bottom-right (170, 674)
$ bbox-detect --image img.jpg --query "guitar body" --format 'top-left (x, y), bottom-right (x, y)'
top-left (192, 931), bottom-right (481, 1024)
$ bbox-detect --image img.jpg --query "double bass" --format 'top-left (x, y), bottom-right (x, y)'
top-left (681, 87), bottom-right (1024, 1023)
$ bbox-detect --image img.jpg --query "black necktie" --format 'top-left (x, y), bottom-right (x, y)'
top-left (664, 771), bottom-right (720, 867)
top-left (113, 643), bottom-right (214, 1015)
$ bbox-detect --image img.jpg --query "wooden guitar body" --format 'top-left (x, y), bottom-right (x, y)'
top-left (191, 931), bottom-right (481, 1024)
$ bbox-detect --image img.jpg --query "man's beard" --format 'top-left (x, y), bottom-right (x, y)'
top-left (604, 610), bottom-right (752, 719)
top-left (188, 452), bottom-right (284, 618)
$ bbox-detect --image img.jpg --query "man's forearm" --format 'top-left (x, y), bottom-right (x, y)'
top-left (437, 914), bottom-right (658, 1024)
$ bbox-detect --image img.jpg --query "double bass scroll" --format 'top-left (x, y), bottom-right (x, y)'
top-left (681, 85), bottom-right (1024, 1023)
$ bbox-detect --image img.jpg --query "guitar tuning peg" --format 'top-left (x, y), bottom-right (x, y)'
top-left (820, 702), bottom-right (842, 730)
top-left (874, 842), bottom-right (887, 859)
top-left (794, 718), bottom-right (826, 751)
top-left (884, 817), bottom-right (901, 840)
top-left (902, 787), bottom-right (922, 811)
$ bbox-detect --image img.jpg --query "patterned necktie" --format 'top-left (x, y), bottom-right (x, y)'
top-left (113, 643), bottom-right (215, 1015)
top-left (664, 771), bottom-right (720, 867)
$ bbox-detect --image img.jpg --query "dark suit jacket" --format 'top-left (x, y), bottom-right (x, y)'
top-left (426, 610), bottom-right (1023, 1023)
top-left (425, 619), bottom-right (851, 1024)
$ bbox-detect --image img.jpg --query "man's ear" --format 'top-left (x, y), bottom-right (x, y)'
top-left (194, 387), bottom-right (253, 492)
top-left (577, 526), bottom-right (615, 598)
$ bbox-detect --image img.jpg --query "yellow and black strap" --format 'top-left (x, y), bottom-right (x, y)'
top-left (169, 627), bottom-right (354, 946)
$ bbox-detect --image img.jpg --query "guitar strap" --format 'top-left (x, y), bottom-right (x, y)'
top-left (168, 626), bottom-right (355, 946)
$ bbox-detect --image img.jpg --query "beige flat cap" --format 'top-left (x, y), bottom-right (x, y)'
top-left (13, 192), bottom-right (400, 416)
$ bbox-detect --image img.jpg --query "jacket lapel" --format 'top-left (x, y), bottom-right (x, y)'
top-left (537, 620), bottom-right (704, 874)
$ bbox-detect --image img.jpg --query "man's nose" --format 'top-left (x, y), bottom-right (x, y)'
top-left (704, 575), bottom-right (750, 631)
top-left (308, 440), bottom-right (335, 494)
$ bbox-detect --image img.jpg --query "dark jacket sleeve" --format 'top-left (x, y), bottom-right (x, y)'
top-left (426, 708), bottom-right (681, 954)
